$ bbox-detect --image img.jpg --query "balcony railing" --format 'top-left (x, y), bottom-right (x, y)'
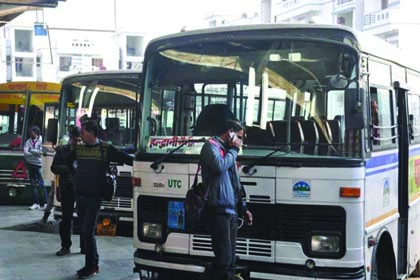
top-left (336, 0), bottom-right (352, 5)
top-left (364, 8), bottom-right (400, 27)
top-left (279, 0), bottom-right (325, 12)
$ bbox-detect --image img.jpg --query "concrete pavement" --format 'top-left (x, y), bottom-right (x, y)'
top-left (0, 206), bottom-right (140, 280)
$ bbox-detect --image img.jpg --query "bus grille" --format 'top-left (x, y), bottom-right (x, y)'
top-left (193, 204), bottom-right (345, 244)
top-left (0, 169), bottom-right (30, 185)
top-left (191, 235), bottom-right (274, 258)
top-left (114, 172), bottom-right (132, 198)
top-left (274, 204), bottom-right (346, 242)
top-left (101, 197), bottom-right (132, 210)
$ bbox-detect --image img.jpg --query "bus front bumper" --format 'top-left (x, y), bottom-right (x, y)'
top-left (133, 249), bottom-right (365, 280)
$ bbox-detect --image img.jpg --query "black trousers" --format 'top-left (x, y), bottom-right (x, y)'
top-left (202, 212), bottom-right (238, 280)
top-left (59, 185), bottom-right (77, 249)
top-left (76, 196), bottom-right (102, 268)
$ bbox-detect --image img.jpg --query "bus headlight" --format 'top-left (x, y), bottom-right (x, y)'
top-left (311, 234), bottom-right (340, 254)
top-left (8, 187), bottom-right (18, 197)
top-left (142, 222), bottom-right (162, 239)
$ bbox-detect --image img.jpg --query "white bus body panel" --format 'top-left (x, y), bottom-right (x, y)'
top-left (134, 161), bottom-right (366, 270)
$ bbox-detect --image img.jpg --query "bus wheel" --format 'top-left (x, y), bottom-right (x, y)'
top-left (411, 260), bottom-right (420, 277)
top-left (373, 233), bottom-right (397, 280)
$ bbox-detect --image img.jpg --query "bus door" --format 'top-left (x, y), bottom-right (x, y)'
top-left (403, 82), bottom-right (420, 275)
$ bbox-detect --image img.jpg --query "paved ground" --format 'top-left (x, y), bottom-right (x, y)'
top-left (0, 205), bottom-right (141, 280)
top-left (1, 205), bottom-right (419, 280)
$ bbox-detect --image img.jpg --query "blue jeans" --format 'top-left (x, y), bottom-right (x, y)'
top-left (202, 212), bottom-right (238, 280)
top-left (27, 164), bottom-right (47, 205)
top-left (76, 196), bottom-right (102, 268)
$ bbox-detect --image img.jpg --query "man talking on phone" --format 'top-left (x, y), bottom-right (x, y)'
top-left (200, 119), bottom-right (253, 280)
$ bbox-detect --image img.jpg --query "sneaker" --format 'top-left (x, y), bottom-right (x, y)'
top-left (77, 266), bottom-right (97, 279)
top-left (28, 203), bottom-right (40, 210)
top-left (56, 247), bottom-right (70, 256)
top-left (43, 204), bottom-right (47, 209)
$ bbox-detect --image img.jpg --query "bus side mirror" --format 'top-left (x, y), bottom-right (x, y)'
top-left (46, 118), bottom-right (58, 145)
top-left (345, 88), bottom-right (365, 130)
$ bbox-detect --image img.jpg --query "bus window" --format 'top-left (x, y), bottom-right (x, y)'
top-left (408, 92), bottom-right (420, 143)
top-left (370, 87), bottom-right (397, 148)
top-left (0, 82), bottom-right (60, 148)
top-left (60, 75), bottom-right (139, 149)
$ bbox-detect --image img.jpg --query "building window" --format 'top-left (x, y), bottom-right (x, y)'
top-left (92, 58), bottom-right (106, 70)
top-left (337, 17), bottom-right (345, 25)
top-left (126, 36), bottom-right (144, 57)
top-left (15, 30), bottom-right (33, 52)
top-left (59, 56), bottom-right (72, 71)
top-left (15, 57), bottom-right (34, 77)
top-left (381, 0), bottom-right (388, 9)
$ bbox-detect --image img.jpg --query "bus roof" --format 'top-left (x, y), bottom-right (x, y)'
top-left (61, 70), bottom-right (142, 85)
top-left (147, 23), bottom-right (359, 49)
top-left (147, 23), bottom-right (420, 75)
top-left (355, 31), bottom-right (420, 73)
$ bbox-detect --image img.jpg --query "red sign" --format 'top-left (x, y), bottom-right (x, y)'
top-left (12, 160), bottom-right (28, 179)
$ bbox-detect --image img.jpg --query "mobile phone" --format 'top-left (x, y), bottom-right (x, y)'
top-left (229, 131), bottom-right (236, 141)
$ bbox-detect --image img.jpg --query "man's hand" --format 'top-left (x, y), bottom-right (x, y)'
top-left (232, 137), bottom-right (242, 149)
top-left (245, 210), bottom-right (253, 226)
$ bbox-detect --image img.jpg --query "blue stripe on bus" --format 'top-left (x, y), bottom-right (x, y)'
top-left (409, 146), bottom-right (420, 157)
top-left (366, 165), bottom-right (398, 176)
top-left (366, 152), bottom-right (398, 169)
top-left (365, 146), bottom-right (420, 176)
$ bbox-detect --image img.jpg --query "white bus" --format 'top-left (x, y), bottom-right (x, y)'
top-left (47, 70), bottom-right (142, 236)
top-left (132, 24), bottom-right (420, 279)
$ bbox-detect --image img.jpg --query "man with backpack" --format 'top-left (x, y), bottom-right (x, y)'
top-left (199, 119), bottom-right (253, 280)
top-left (50, 126), bottom-right (82, 256)
top-left (66, 120), bottom-right (133, 279)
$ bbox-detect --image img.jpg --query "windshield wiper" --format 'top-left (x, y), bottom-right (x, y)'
top-left (242, 145), bottom-right (289, 175)
top-left (150, 137), bottom-right (206, 172)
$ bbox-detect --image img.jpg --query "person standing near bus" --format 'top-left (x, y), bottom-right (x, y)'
top-left (66, 120), bottom-right (133, 279)
top-left (50, 126), bottom-right (83, 256)
top-left (200, 119), bottom-right (253, 280)
top-left (371, 99), bottom-right (380, 145)
top-left (24, 125), bottom-right (48, 210)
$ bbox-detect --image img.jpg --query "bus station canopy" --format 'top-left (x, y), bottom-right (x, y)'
top-left (0, 0), bottom-right (65, 27)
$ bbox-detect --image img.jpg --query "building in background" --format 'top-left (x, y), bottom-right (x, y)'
top-left (205, 0), bottom-right (419, 67)
top-left (1, 0), bottom-right (420, 83)
top-left (0, 0), bottom-right (149, 83)
top-left (272, 0), bottom-right (418, 65)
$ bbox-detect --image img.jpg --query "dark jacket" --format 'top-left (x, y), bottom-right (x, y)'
top-left (50, 144), bottom-right (74, 193)
top-left (66, 141), bottom-right (133, 198)
top-left (200, 136), bottom-right (243, 215)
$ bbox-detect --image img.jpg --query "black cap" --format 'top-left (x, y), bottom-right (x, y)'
top-left (69, 126), bottom-right (81, 138)
top-left (30, 125), bottom-right (40, 134)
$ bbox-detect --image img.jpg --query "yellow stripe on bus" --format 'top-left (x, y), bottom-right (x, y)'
top-left (0, 81), bottom-right (61, 92)
top-left (409, 192), bottom-right (420, 204)
top-left (365, 208), bottom-right (398, 228)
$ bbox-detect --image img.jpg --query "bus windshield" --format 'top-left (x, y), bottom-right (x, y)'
top-left (140, 35), bottom-right (360, 158)
top-left (0, 82), bottom-right (60, 149)
top-left (59, 71), bottom-right (141, 150)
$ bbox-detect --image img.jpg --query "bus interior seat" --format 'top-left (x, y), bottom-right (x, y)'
top-left (300, 120), bottom-right (319, 155)
top-left (244, 126), bottom-right (272, 146)
top-left (266, 120), bottom-right (304, 153)
top-left (326, 118), bottom-right (342, 156)
top-left (193, 104), bottom-right (234, 136)
top-left (313, 118), bottom-right (331, 155)
top-left (105, 117), bottom-right (120, 144)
